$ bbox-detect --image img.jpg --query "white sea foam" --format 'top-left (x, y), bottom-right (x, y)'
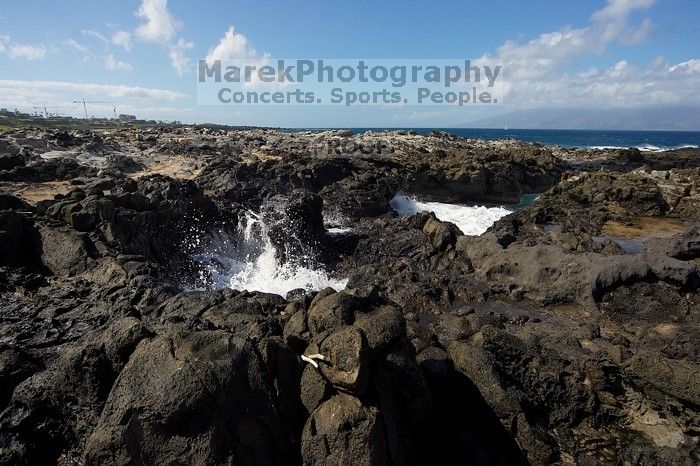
top-left (323, 209), bottom-right (351, 228)
top-left (191, 210), bottom-right (347, 296)
top-left (587, 144), bottom-right (698, 152)
top-left (390, 194), bottom-right (511, 236)
top-left (326, 227), bottom-right (354, 235)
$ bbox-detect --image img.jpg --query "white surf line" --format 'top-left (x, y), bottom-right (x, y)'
top-left (390, 194), bottom-right (511, 236)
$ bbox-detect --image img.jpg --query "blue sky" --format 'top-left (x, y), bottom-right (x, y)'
top-left (0, 0), bottom-right (698, 127)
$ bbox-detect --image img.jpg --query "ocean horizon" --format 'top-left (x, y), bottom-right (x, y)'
top-left (339, 128), bottom-right (700, 151)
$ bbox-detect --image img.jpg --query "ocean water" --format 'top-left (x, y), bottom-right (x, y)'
top-left (190, 195), bottom-right (520, 296)
top-left (390, 194), bottom-right (512, 236)
top-left (349, 128), bottom-right (700, 151)
top-left (187, 127), bottom-right (698, 296)
top-left (190, 210), bottom-right (348, 296)
top-left (193, 127), bottom-right (688, 296)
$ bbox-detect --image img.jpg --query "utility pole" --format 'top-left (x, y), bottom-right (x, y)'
top-left (74, 99), bottom-right (88, 119)
top-left (73, 99), bottom-right (114, 119)
top-left (32, 106), bottom-right (62, 117)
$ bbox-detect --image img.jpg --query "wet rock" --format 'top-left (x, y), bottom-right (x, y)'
top-left (285, 189), bottom-right (325, 242)
top-left (448, 338), bottom-right (556, 464)
top-left (405, 144), bottom-right (566, 204)
top-left (300, 363), bottom-right (331, 414)
top-left (435, 313), bottom-right (473, 345)
top-left (101, 317), bottom-right (153, 368)
top-left (102, 153), bottom-right (145, 176)
top-left (284, 307), bottom-right (310, 352)
top-left (423, 215), bottom-right (460, 249)
top-left (320, 171), bottom-right (400, 219)
top-left (84, 331), bottom-right (294, 465)
top-left (416, 345), bottom-right (451, 378)
top-left (448, 339), bottom-right (522, 420)
top-left (620, 147), bottom-right (644, 163)
top-left (0, 342), bottom-right (116, 464)
top-left (39, 226), bottom-right (93, 276)
top-left (0, 144), bottom-right (25, 170)
top-left (625, 351), bottom-right (700, 407)
top-left (354, 304), bottom-right (405, 350)
top-left (199, 291), bottom-right (286, 339)
top-left (301, 393), bottom-right (388, 466)
top-left (1, 126), bottom-right (698, 465)
top-left (0, 210), bottom-right (42, 269)
top-left (318, 326), bottom-right (369, 395)
top-left (307, 290), bottom-right (356, 335)
top-left (0, 193), bottom-right (32, 211)
top-left (0, 347), bottom-right (42, 412)
top-left (265, 189), bottom-right (326, 260)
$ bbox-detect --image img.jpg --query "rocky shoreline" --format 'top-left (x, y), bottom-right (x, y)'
top-left (0, 126), bottom-right (698, 465)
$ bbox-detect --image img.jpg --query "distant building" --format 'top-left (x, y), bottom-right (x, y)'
top-left (118, 114), bottom-right (137, 122)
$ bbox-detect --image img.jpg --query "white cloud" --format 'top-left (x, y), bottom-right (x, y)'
top-left (111, 30), bottom-right (132, 51)
top-left (134, 0), bottom-right (193, 74)
top-left (669, 59), bottom-right (700, 74)
top-left (0, 34), bottom-right (48, 61)
top-left (108, 103), bottom-right (196, 117)
top-left (64, 38), bottom-right (96, 64)
top-left (205, 26), bottom-right (278, 88)
top-left (8, 44), bottom-right (46, 60)
top-left (135, 0), bottom-right (179, 43)
top-left (619, 17), bottom-right (653, 46)
top-left (0, 81), bottom-right (189, 119)
top-left (64, 39), bottom-right (88, 55)
top-left (169, 38), bottom-right (194, 75)
top-left (0, 80), bottom-right (187, 101)
top-left (482, 0), bottom-right (656, 81)
top-left (470, 0), bottom-right (698, 109)
top-left (206, 26), bottom-right (266, 63)
top-left (82, 29), bottom-right (109, 44)
top-left (505, 57), bottom-right (700, 108)
top-left (0, 87), bottom-right (59, 110)
top-left (591, 0), bottom-right (654, 22)
top-left (81, 29), bottom-right (132, 53)
top-left (105, 54), bottom-right (133, 71)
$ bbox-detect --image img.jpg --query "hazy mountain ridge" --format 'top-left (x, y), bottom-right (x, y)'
top-left (465, 107), bottom-right (700, 131)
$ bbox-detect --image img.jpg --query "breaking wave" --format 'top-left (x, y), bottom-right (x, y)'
top-left (189, 210), bottom-right (347, 296)
top-left (390, 194), bottom-right (511, 236)
top-left (587, 144), bottom-right (699, 152)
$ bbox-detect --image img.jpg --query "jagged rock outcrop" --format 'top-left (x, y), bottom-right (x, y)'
top-left (0, 126), bottom-right (698, 465)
